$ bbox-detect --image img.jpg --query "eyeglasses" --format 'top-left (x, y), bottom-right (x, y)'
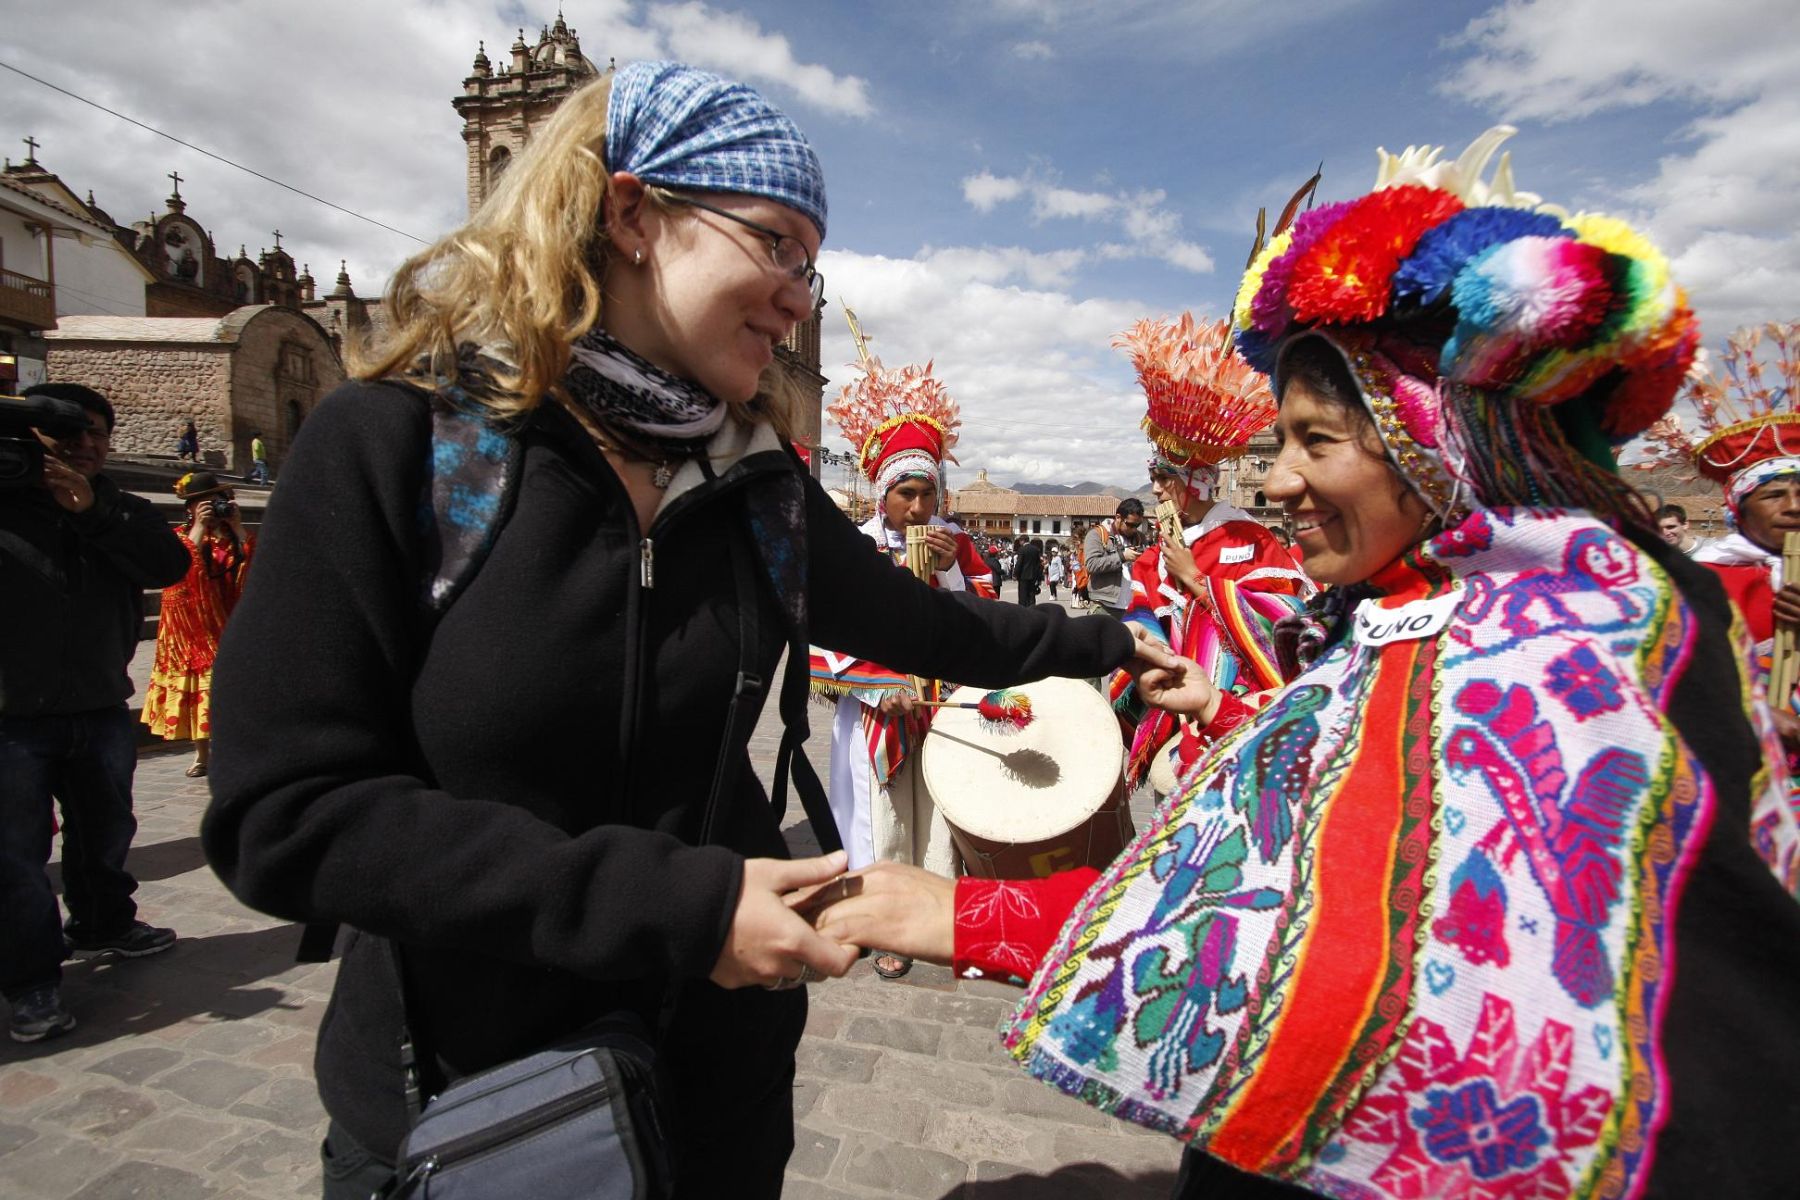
top-left (656, 190), bottom-right (824, 307)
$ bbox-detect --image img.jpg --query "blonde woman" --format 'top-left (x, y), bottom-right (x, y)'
top-left (201, 62), bottom-right (1136, 1198)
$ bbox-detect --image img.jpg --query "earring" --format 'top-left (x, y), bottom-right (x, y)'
top-left (632, 248), bottom-right (644, 266)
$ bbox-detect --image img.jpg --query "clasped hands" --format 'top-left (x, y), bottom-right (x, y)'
top-left (707, 851), bottom-right (956, 989)
top-left (710, 633), bottom-right (1220, 991)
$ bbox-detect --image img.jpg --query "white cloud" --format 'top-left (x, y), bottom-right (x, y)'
top-left (0, 1), bottom-right (873, 314)
top-left (959, 169), bottom-right (1215, 274)
top-left (818, 246), bottom-right (1185, 487)
top-left (971, 0), bottom-right (1372, 61)
top-left (1445, 0), bottom-right (1800, 334)
top-left (648, 2), bottom-right (874, 118)
top-left (1011, 40), bottom-right (1055, 61)
top-left (962, 171), bottom-right (1027, 212)
top-left (1033, 185), bottom-right (1116, 221)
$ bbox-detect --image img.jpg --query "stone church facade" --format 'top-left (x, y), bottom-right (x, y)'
top-left (44, 306), bottom-right (341, 473)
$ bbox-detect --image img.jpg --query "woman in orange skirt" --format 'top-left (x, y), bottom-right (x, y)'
top-left (140, 471), bottom-right (253, 776)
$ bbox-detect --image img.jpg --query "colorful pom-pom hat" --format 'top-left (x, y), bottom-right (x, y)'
top-left (1232, 126), bottom-right (1701, 519)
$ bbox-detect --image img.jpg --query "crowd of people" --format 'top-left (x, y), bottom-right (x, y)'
top-left (3, 56), bottom-right (1796, 1200)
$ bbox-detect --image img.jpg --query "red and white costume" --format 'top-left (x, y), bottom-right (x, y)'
top-left (810, 359), bottom-right (991, 870)
top-left (1109, 314), bottom-right (1314, 789)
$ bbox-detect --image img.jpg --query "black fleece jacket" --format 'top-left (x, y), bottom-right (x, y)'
top-left (0, 474), bottom-right (189, 716)
top-left (202, 381), bottom-right (1133, 1157)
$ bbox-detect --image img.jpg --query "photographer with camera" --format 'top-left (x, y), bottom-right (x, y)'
top-left (0, 382), bottom-right (188, 1043)
top-left (140, 473), bottom-right (254, 777)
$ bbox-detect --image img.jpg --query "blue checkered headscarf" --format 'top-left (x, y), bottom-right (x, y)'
top-left (606, 60), bottom-right (827, 239)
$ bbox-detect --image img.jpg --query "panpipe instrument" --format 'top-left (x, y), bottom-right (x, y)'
top-left (904, 523), bottom-right (935, 581)
top-left (1154, 499), bottom-right (1182, 546)
top-left (1774, 531), bottom-right (1800, 704)
top-left (905, 524), bottom-right (935, 697)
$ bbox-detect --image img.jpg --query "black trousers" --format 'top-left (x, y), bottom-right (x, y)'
top-left (0, 706), bottom-right (142, 999)
top-left (1170, 1149), bottom-right (1318, 1198)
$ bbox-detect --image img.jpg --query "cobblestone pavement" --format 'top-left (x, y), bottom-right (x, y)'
top-left (3, 585), bottom-right (1179, 1198)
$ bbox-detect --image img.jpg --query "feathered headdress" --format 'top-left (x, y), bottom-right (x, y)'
top-left (826, 357), bottom-right (961, 497)
top-left (1630, 321), bottom-right (1800, 526)
top-left (1115, 313), bottom-right (1276, 478)
top-left (1232, 126), bottom-right (1698, 444)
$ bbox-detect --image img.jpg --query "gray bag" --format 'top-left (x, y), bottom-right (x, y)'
top-left (388, 1016), bottom-right (668, 1198)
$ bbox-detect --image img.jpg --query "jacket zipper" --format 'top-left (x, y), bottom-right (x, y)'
top-left (612, 452), bottom-right (787, 815)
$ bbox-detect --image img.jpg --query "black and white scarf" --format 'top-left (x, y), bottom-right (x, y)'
top-left (564, 325), bottom-right (727, 457)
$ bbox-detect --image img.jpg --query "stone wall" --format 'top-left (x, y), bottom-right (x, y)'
top-left (43, 342), bottom-right (234, 463)
top-left (226, 307), bottom-right (344, 472)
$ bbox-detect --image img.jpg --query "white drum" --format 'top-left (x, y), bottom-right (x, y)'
top-left (922, 676), bottom-right (1134, 879)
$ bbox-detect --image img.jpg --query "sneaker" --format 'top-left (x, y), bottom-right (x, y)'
top-left (65, 921), bottom-right (176, 959)
top-left (9, 986), bottom-right (76, 1043)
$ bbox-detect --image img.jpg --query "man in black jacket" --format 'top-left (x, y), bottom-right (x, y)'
top-left (0, 382), bottom-right (189, 1042)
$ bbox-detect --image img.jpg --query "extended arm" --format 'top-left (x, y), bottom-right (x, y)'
top-left (807, 482), bottom-right (1134, 686)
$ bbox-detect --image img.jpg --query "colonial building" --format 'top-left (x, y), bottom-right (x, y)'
top-left (1625, 462), bottom-right (1726, 537)
top-left (949, 470), bottom-right (1124, 541)
top-left (43, 306), bottom-right (342, 473)
top-left (1218, 426), bottom-right (1283, 524)
top-left (1, 149), bottom-right (154, 389)
top-left (123, 179), bottom-right (305, 317)
top-left (452, 16), bottom-right (827, 468)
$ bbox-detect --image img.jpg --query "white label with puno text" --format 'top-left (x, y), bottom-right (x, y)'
top-left (1218, 544), bottom-right (1254, 564)
top-left (1353, 590), bottom-right (1462, 646)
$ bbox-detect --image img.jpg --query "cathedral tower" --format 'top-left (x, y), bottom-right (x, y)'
top-left (452, 14), bottom-right (597, 215)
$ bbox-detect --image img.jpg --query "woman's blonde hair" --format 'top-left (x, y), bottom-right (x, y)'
top-left (352, 71), bottom-right (798, 438)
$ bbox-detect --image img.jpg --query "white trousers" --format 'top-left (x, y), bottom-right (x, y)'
top-left (828, 696), bottom-right (958, 874)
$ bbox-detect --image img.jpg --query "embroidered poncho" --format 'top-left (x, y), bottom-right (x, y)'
top-left (1005, 507), bottom-right (1800, 1198)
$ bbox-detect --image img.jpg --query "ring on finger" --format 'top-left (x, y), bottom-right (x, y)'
top-left (764, 971), bottom-right (804, 991)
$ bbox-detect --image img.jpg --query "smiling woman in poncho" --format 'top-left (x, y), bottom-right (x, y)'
top-left (812, 127), bottom-right (1800, 1200)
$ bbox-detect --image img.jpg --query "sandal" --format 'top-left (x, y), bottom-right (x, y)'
top-left (185, 762), bottom-right (208, 778)
top-left (873, 952), bottom-right (912, 980)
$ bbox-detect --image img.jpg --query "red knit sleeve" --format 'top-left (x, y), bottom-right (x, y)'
top-left (952, 868), bottom-right (1100, 984)
top-left (1194, 692), bottom-right (1256, 747)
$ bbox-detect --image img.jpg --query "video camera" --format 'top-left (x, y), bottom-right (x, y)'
top-left (0, 392), bottom-right (90, 489)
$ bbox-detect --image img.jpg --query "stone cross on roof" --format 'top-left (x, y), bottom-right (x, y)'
top-left (22, 135), bottom-right (39, 164)
top-left (168, 170), bottom-right (183, 198)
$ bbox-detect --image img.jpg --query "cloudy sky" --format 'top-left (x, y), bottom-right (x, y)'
top-left (4, 0), bottom-right (1797, 487)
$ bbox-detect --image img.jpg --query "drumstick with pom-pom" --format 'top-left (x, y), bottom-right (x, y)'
top-left (912, 689), bottom-right (1034, 731)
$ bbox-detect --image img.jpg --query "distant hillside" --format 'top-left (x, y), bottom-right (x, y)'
top-left (1007, 481), bottom-right (1125, 496)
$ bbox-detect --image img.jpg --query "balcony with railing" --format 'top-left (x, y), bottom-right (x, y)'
top-left (0, 268), bottom-right (55, 330)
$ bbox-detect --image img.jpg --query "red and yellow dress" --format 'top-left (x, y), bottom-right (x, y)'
top-left (140, 528), bottom-right (254, 741)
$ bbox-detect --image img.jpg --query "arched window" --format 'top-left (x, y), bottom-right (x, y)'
top-left (488, 145), bottom-right (512, 185)
top-left (1255, 490), bottom-right (1266, 507)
